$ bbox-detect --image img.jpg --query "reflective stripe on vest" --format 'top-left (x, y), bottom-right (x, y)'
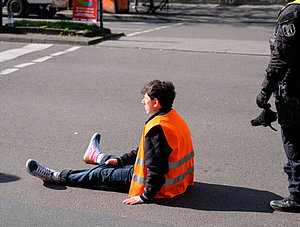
top-left (132, 165), bottom-right (194, 186)
top-left (129, 109), bottom-right (194, 198)
top-left (134, 150), bottom-right (194, 169)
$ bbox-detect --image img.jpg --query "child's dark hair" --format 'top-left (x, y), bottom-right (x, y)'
top-left (141, 80), bottom-right (176, 109)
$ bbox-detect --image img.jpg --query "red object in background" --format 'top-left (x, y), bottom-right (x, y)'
top-left (52, 0), bottom-right (69, 7)
top-left (73, 0), bottom-right (97, 22)
top-left (103, 0), bottom-right (129, 13)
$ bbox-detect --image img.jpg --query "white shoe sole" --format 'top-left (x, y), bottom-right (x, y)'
top-left (83, 133), bottom-right (101, 163)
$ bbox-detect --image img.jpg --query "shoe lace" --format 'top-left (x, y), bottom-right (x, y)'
top-left (282, 197), bottom-right (290, 202)
top-left (36, 164), bottom-right (53, 178)
top-left (282, 197), bottom-right (300, 206)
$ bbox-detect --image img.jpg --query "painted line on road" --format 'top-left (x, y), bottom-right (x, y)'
top-left (66, 46), bottom-right (81, 52)
top-left (51, 51), bottom-right (67, 56)
top-left (127, 23), bottom-right (183, 37)
top-left (0, 68), bottom-right (19, 75)
top-left (15, 62), bottom-right (36, 68)
top-left (33, 56), bottom-right (53, 63)
top-left (0, 44), bottom-right (53, 63)
top-left (0, 46), bottom-right (81, 76)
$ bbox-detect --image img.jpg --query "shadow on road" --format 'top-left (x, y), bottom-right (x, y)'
top-left (0, 172), bottom-right (21, 183)
top-left (43, 181), bottom-right (128, 193)
top-left (42, 180), bottom-right (281, 213)
top-left (156, 182), bottom-right (282, 213)
top-left (43, 181), bottom-right (67, 190)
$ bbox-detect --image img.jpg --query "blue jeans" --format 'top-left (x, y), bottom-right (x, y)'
top-left (59, 155), bottom-right (134, 192)
top-left (281, 125), bottom-right (300, 201)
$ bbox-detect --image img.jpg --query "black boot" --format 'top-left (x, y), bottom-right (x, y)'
top-left (270, 197), bottom-right (300, 212)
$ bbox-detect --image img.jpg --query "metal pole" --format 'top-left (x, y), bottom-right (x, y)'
top-left (100, 0), bottom-right (103, 29)
top-left (97, 0), bottom-right (103, 36)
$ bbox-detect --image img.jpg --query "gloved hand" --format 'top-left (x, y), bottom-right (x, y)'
top-left (256, 89), bottom-right (272, 109)
top-left (251, 106), bottom-right (278, 131)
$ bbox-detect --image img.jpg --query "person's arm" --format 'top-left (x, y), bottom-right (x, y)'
top-left (105, 148), bottom-right (138, 166)
top-left (257, 7), bottom-right (298, 108)
top-left (262, 25), bottom-right (291, 92)
top-left (116, 147), bottom-right (139, 166)
top-left (141, 125), bottom-right (173, 202)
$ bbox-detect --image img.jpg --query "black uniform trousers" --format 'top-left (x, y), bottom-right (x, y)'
top-left (281, 125), bottom-right (300, 201)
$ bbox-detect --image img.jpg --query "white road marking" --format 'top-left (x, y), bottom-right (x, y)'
top-left (0, 45), bottom-right (81, 76)
top-left (51, 51), bottom-right (67, 56)
top-left (0, 68), bottom-right (19, 75)
top-left (15, 62), bottom-right (36, 68)
top-left (0, 44), bottom-right (53, 63)
top-left (33, 56), bottom-right (53, 63)
top-left (127, 23), bottom-right (183, 37)
top-left (66, 46), bottom-right (81, 52)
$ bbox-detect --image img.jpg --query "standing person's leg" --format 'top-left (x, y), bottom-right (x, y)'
top-left (270, 125), bottom-right (300, 212)
top-left (281, 125), bottom-right (300, 201)
top-left (59, 155), bottom-right (134, 191)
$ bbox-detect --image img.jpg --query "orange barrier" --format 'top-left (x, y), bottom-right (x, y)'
top-left (103, 0), bottom-right (129, 13)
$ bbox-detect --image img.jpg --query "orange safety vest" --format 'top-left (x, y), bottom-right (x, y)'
top-left (129, 109), bottom-right (194, 198)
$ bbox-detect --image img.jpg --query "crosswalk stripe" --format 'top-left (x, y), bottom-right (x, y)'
top-left (15, 62), bottom-right (36, 68)
top-left (0, 45), bottom-right (81, 76)
top-left (0, 44), bottom-right (53, 63)
top-left (0, 68), bottom-right (19, 75)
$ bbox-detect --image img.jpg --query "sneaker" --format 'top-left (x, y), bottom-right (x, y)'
top-left (83, 133), bottom-right (102, 164)
top-left (26, 159), bottom-right (59, 182)
top-left (270, 197), bottom-right (300, 212)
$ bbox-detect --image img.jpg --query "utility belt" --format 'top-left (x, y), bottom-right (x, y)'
top-left (275, 80), bottom-right (300, 126)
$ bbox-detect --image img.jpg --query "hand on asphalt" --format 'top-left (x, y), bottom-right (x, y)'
top-left (123, 196), bottom-right (144, 205)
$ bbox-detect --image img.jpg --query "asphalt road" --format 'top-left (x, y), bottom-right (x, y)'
top-left (1, 21), bottom-right (300, 226)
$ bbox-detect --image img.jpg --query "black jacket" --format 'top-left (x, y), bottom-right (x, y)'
top-left (261, 2), bottom-right (300, 125)
top-left (262, 2), bottom-right (300, 94)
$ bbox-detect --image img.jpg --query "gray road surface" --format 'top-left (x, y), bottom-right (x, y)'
top-left (1, 21), bottom-right (300, 226)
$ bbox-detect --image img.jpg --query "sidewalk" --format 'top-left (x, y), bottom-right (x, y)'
top-left (98, 3), bottom-right (282, 23)
top-left (54, 2), bottom-right (281, 24)
top-left (0, 3), bottom-right (282, 45)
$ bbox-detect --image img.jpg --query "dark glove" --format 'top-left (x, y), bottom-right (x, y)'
top-left (251, 106), bottom-right (278, 131)
top-left (256, 89), bottom-right (272, 109)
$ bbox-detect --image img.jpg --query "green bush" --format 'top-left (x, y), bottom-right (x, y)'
top-left (14, 20), bottom-right (100, 30)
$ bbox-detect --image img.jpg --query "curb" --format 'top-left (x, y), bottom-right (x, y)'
top-left (0, 32), bottom-right (124, 45)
